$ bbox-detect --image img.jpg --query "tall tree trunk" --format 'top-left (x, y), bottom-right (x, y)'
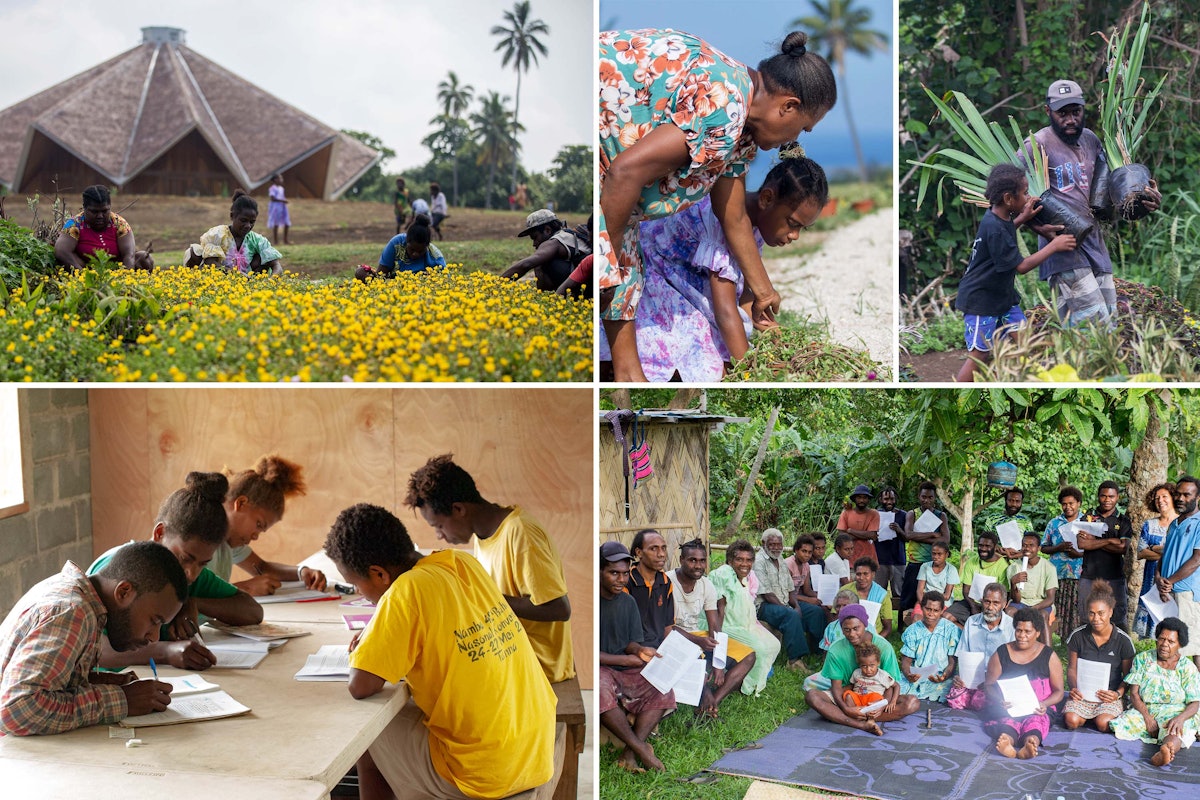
top-left (452, 152), bottom-right (460, 207)
top-left (936, 478), bottom-right (975, 556)
top-left (1125, 389), bottom-right (1171, 633)
top-left (485, 160), bottom-right (496, 209)
top-left (509, 71), bottom-right (522, 201)
top-left (725, 407), bottom-right (780, 540)
top-left (838, 63), bottom-right (870, 184)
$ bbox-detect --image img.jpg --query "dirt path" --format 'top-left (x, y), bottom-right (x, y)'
top-left (903, 348), bottom-right (965, 382)
top-left (770, 209), bottom-right (894, 365)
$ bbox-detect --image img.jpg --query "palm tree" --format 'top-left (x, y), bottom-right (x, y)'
top-left (793, 0), bottom-right (888, 182)
top-left (490, 1), bottom-right (549, 199)
top-left (436, 71), bottom-right (474, 205)
top-left (470, 91), bottom-right (523, 209)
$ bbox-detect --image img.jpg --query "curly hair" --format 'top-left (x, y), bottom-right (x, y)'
top-left (97, 540), bottom-right (188, 602)
top-left (403, 454), bottom-right (483, 515)
top-left (156, 471), bottom-right (229, 545)
top-left (1145, 482), bottom-right (1177, 510)
top-left (726, 539), bottom-right (756, 562)
top-left (224, 454), bottom-right (306, 518)
top-left (854, 642), bottom-right (881, 664)
top-left (1157, 616), bottom-right (1190, 648)
top-left (984, 163), bottom-right (1027, 206)
top-left (323, 503), bottom-right (415, 578)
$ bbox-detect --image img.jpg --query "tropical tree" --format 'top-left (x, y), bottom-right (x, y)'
top-left (435, 71), bottom-right (475, 205)
top-left (491, 1), bottom-right (549, 199)
top-left (793, 0), bottom-right (888, 183)
top-left (470, 91), bottom-right (522, 209)
top-left (339, 129), bottom-right (395, 202)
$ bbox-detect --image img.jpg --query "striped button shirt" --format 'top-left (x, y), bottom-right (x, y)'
top-left (0, 562), bottom-right (127, 735)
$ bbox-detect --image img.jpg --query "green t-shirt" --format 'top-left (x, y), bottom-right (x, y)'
top-left (1006, 556), bottom-right (1059, 606)
top-left (958, 551), bottom-right (1011, 600)
top-left (821, 631), bottom-right (901, 684)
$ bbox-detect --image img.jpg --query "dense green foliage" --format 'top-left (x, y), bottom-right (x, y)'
top-left (900, 1), bottom-right (1200, 302)
top-left (0, 217), bottom-right (56, 291)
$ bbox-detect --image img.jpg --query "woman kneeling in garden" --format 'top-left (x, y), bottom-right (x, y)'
top-left (184, 190), bottom-right (283, 275)
top-left (56, 185), bottom-right (154, 271)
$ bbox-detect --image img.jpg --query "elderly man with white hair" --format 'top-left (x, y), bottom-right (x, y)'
top-left (754, 527), bottom-right (826, 674)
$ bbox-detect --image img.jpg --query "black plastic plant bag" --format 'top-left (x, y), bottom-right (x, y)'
top-left (1035, 189), bottom-right (1094, 240)
top-left (1090, 157), bottom-right (1113, 220)
top-left (1108, 163), bottom-right (1154, 221)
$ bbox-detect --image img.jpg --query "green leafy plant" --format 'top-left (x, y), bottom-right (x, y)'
top-left (0, 217), bottom-right (57, 292)
top-left (1096, 2), bottom-right (1165, 169)
top-left (53, 253), bottom-right (171, 344)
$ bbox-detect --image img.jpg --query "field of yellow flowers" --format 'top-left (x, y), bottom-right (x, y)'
top-left (0, 265), bottom-right (593, 382)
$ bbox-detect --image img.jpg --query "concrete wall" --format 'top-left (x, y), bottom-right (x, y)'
top-left (0, 389), bottom-right (93, 616)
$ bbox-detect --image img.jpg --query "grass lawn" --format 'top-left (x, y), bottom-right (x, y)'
top-left (280, 238), bottom-right (531, 279)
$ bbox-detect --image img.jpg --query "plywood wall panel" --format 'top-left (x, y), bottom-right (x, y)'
top-left (89, 387), bottom-right (593, 686)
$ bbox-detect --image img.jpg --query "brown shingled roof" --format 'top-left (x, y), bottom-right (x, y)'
top-left (0, 28), bottom-right (379, 199)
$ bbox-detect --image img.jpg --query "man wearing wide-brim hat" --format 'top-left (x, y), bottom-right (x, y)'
top-left (501, 208), bottom-right (591, 292)
top-left (838, 483), bottom-right (881, 565)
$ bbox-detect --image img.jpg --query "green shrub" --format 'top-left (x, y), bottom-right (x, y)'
top-left (0, 218), bottom-right (56, 292)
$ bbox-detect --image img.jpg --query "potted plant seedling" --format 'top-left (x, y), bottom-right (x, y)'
top-left (911, 86), bottom-right (1093, 240)
top-left (1095, 2), bottom-right (1165, 221)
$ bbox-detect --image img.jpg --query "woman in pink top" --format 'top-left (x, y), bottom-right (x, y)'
top-left (55, 185), bottom-right (153, 270)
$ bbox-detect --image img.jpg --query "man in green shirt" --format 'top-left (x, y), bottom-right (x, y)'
top-left (945, 531), bottom-right (1012, 625)
top-left (1006, 531), bottom-right (1058, 643)
top-left (975, 487), bottom-right (1034, 560)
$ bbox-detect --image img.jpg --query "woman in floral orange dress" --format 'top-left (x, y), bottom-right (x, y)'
top-left (597, 28), bottom-right (835, 381)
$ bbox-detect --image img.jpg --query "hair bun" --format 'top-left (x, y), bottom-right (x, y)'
top-left (782, 31), bottom-right (808, 57)
top-left (184, 471), bottom-right (230, 502)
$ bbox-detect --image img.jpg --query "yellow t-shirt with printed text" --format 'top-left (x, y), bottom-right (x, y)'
top-left (474, 506), bottom-right (575, 683)
top-left (350, 550), bottom-right (556, 799)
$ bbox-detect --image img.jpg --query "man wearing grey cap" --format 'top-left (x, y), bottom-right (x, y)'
top-left (1023, 78), bottom-right (1160, 325)
top-left (501, 209), bottom-right (591, 291)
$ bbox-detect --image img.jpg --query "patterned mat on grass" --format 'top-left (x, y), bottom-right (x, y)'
top-left (710, 703), bottom-right (1200, 800)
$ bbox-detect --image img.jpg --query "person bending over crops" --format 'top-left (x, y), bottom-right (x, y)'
top-left (600, 155), bottom-right (826, 382)
top-left (355, 214), bottom-right (446, 282)
top-left (183, 191), bottom-right (283, 276)
top-left (598, 28), bottom-right (836, 381)
top-left (1021, 79), bottom-right (1160, 326)
top-left (502, 209), bottom-right (591, 291)
top-left (954, 164), bottom-right (1076, 382)
top-left (56, 185), bottom-right (154, 271)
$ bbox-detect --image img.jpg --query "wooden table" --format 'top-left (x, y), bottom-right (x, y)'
top-left (0, 623), bottom-right (407, 798)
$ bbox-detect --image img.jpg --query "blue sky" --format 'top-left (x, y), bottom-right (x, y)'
top-left (601, 0), bottom-right (894, 184)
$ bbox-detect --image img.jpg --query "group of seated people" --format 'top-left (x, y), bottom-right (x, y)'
top-left (2, 453), bottom-right (576, 800)
top-left (601, 476), bottom-right (1200, 774)
top-left (53, 186), bottom-right (592, 299)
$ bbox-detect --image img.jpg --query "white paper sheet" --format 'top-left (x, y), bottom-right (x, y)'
top-left (995, 521), bottom-right (1023, 552)
top-left (713, 632), bottom-right (729, 670)
top-left (911, 662), bottom-right (942, 680)
top-left (638, 630), bottom-right (703, 695)
top-left (957, 651), bottom-right (986, 689)
top-left (860, 698), bottom-right (889, 714)
top-left (997, 676), bottom-right (1040, 717)
top-left (293, 644), bottom-right (352, 681)
top-left (121, 690), bottom-right (250, 727)
top-left (860, 599), bottom-right (882, 629)
top-left (809, 563), bottom-right (823, 579)
top-left (968, 573), bottom-right (995, 602)
top-left (670, 658), bottom-right (707, 706)
top-left (1068, 521), bottom-right (1107, 547)
top-left (1076, 658), bottom-right (1111, 702)
top-left (914, 509), bottom-right (942, 533)
top-left (162, 674), bottom-right (221, 696)
top-left (253, 583), bottom-right (341, 604)
top-left (1015, 557), bottom-right (1028, 592)
top-left (877, 512), bottom-right (896, 541)
top-left (1141, 588), bottom-right (1180, 625)
top-left (208, 648), bottom-right (268, 669)
top-left (816, 573), bottom-right (842, 606)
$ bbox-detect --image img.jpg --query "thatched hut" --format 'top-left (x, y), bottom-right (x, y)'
top-left (0, 27), bottom-right (379, 199)
top-left (599, 410), bottom-right (745, 570)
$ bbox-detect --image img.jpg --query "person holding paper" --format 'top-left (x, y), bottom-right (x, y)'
top-left (1007, 532), bottom-right (1058, 645)
top-left (804, 604), bottom-right (920, 732)
top-left (841, 642), bottom-right (899, 735)
top-left (404, 454), bottom-right (575, 682)
top-left (945, 531), bottom-right (1010, 625)
top-left (851, 558), bottom-right (893, 639)
top-left (88, 472), bottom-right (262, 672)
top-left (1135, 483), bottom-right (1177, 637)
top-left (981, 607), bottom-right (1065, 760)
top-left (875, 487), bottom-right (907, 604)
top-left (1110, 617), bottom-right (1200, 767)
top-left (1077, 481), bottom-right (1133, 630)
top-left (825, 534), bottom-right (855, 586)
top-left (788, 535), bottom-right (831, 614)
top-left (900, 591), bottom-right (960, 702)
top-left (948, 584), bottom-right (1014, 710)
top-left (0, 541), bottom-right (185, 735)
top-left (626, 530), bottom-right (675, 651)
top-left (838, 484), bottom-right (881, 565)
top-left (914, 542), bottom-right (959, 625)
top-left (1063, 580), bottom-right (1134, 732)
top-left (808, 531), bottom-right (828, 572)
top-left (901, 482), bottom-right (950, 627)
top-left (325, 504), bottom-right (558, 795)
top-left (710, 540), bottom-right (782, 697)
top-left (975, 487), bottom-right (1033, 560)
top-left (754, 529), bottom-right (825, 673)
top-left (1042, 486), bottom-right (1085, 636)
top-left (667, 539), bottom-right (756, 720)
top-left (1157, 476), bottom-right (1200, 669)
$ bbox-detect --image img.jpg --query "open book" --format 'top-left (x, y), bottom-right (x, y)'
top-left (294, 644), bottom-right (351, 681)
top-left (121, 675), bottom-right (251, 727)
top-left (254, 582), bottom-right (340, 604)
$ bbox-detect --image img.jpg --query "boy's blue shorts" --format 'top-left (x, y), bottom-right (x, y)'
top-left (963, 306), bottom-right (1026, 352)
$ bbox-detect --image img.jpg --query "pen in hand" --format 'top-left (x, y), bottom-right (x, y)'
top-left (149, 658), bottom-right (158, 680)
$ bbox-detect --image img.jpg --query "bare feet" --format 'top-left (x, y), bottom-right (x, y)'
top-left (1017, 739), bottom-right (1039, 760)
top-left (787, 659), bottom-right (811, 677)
top-left (623, 742), bottom-right (665, 773)
top-left (864, 720), bottom-right (883, 736)
top-left (1151, 744), bottom-right (1176, 767)
top-left (995, 734), bottom-right (1017, 758)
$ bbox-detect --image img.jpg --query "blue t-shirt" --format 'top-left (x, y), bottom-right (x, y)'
top-left (378, 234), bottom-right (446, 275)
top-left (955, 209), bottom-right (1023, 317)
top-left (1161, 514), bottom-right (1200, 594)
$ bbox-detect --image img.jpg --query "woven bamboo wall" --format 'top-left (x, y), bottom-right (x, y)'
top-left (599, 419), bottom-right (711, 571)
top-left (599, 523), bottom-right (697, 572)
top-left (89, 387), bottom-right (593, 686)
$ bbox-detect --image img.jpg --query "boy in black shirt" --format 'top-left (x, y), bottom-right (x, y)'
top-left (955, 163), bottom-right (1077, 382)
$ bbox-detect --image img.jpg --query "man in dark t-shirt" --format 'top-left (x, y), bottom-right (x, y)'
top-left (1078, 481), bottom-right (1133, 629)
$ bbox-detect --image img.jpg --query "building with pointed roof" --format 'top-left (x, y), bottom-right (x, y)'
top-left (0, 27), bottom-right (380, 199)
